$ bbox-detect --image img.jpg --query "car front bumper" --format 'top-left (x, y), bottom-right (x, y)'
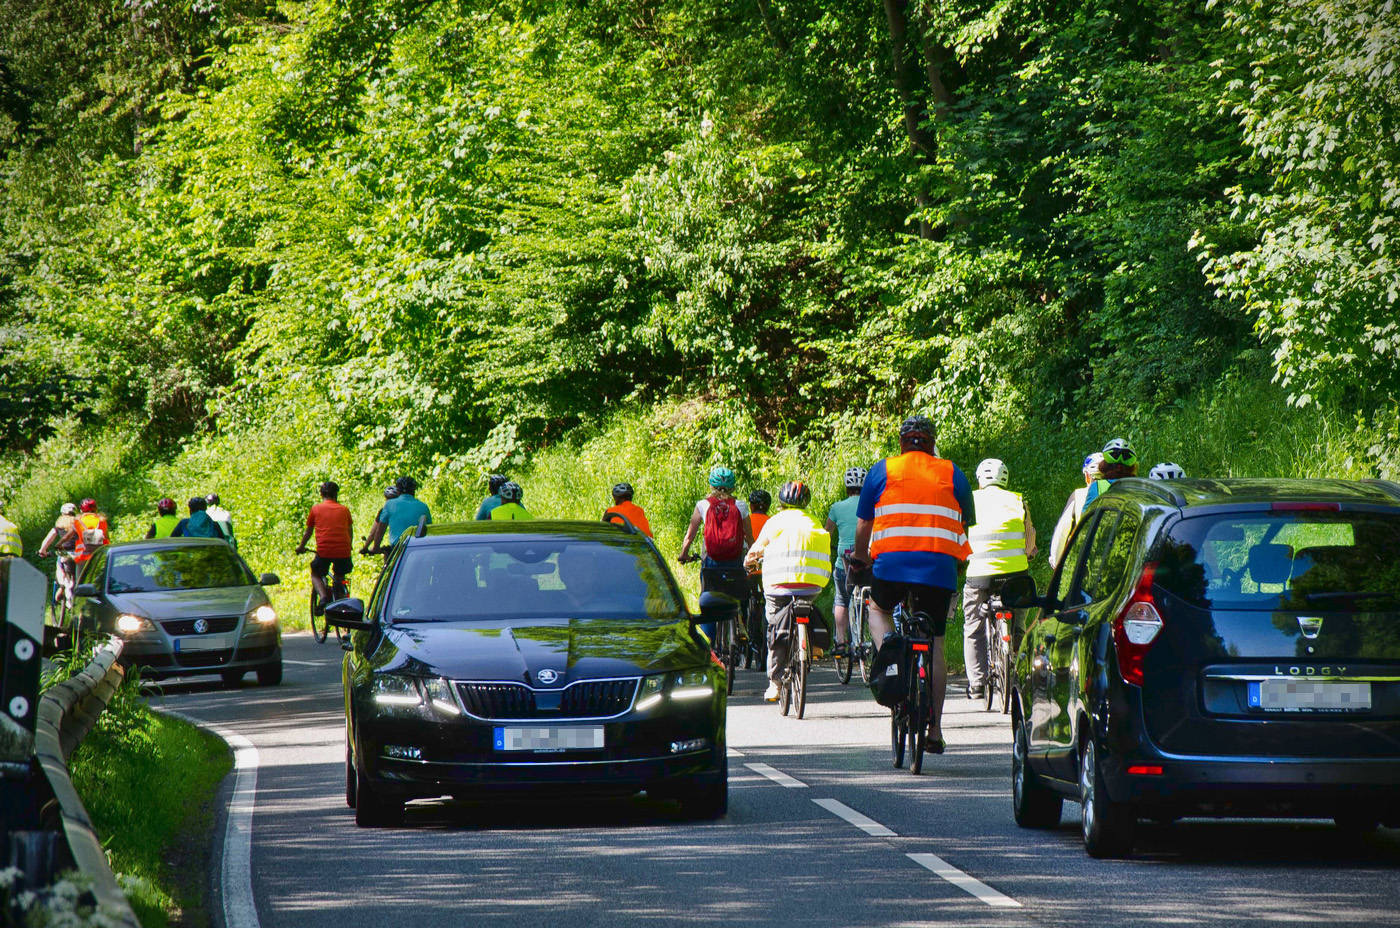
top-left (121, 632), bottom-right (281, 678)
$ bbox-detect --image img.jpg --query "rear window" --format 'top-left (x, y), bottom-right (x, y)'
top-left (384, 537), bottom-right (683, 623)
top-left (1156, 513), bottom-right (1400, 610)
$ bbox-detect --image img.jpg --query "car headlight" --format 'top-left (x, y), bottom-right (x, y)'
top-left (370, 674), bottom-right (423, 709)
top-left (116, 614), bottom-right (149, 635)
top-left (248, 605), bottom-right (277, 624)
top-left (422, 677), bottom-right (460, 716)
top-left (670, 668), bottom-right (715, 700)
top-left (635, 675), bottom-right (665, 711)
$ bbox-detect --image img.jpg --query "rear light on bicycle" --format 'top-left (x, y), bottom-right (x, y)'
top-left (794, 613), bottom-right (809, 625)
top-left (995, 611), bottom-right (1012, 620)
top-left (910, 642), bottom-right (929, 652)
top-left (1112, 562), bottom-right (1163, 687)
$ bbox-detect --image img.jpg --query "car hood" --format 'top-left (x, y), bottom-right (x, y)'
top-left (375, 616), bottom-right (707, 683)
top-left (110, 586), bottom-right (267, 620)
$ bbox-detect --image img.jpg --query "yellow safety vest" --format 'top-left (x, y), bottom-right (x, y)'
top-left (759, 509), bottom-right (833, 591)
top-left (0, 516), bottom-right (21, 557)
top-left (490, 503), bottom-right (533, 521)
top-left (967, 486), bottom-right (1028, 578)
top-left (151, 514), bottom-right (180, 539)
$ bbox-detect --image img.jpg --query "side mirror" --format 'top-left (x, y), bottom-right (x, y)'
top-left (323, 597), bottom-right (374, 631)
top-left (694, 591), bottom-right (740, 625)
top-left (258, 572), bottom-right (281, 586)
top-left (998, 574), bottom-right (1040, 610)
top-left (74, 583), bottom-right (99, 599)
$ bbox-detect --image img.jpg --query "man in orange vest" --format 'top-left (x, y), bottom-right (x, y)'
top-left (849, 415), bottom-right (975, 753)
top-left (603, 483), bottom-right (652, 537)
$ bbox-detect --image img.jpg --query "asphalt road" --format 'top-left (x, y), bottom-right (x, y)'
top-left (150, 633), bottom-right (1400, 928)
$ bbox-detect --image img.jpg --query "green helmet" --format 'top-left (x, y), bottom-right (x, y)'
top-left (1102, 438), bottom-right (1137, 468)
top-left (708, 466), bottom-right (736, 490)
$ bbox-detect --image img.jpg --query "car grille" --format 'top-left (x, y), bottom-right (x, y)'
top-left (456, 679), bottom-right (638, 720)
top-left (162, 615), bottom-right (241, 636)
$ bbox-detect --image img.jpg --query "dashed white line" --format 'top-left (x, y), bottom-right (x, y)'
top-left (812, 798), bottom-right (898, 837)
top-left (908, 853), bottom-right (1022, 908)
top-left (744, 762), bottom-right (807, 788)
top-left (727, 748), bottom-right (746, 758)
top-left (281, 660), bottom-right (328, 667)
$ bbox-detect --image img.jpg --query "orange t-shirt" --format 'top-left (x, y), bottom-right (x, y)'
top-left (307, 501), bottom-right (353, 558)
top-left (748, 512), bottom-right (769, 539)
top-left (605, 501), bottom-right (652, 538)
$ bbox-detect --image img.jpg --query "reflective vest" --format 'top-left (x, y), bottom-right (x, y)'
top-left (758, 509), bottom-right (832, 591)
top-left (151, 514), bottom-right (180, 539)
top-left (869, 452), bottom-right (970, 561)
top-left (967, 486), bottom-right (1029, 578)
top-left (490, 503), bottom-right (533, 521)
top-left (604, 501), bottom-right (652, 537)
top-left (0, 516), bottom-right (21, 556)
top-left (73, 513), bottom-right (108, 562)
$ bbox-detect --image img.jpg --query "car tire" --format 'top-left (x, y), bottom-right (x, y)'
top-left (345, 739), bottom-right (357, 809)
top-left (221, 670), bottom-right (244, 688)
top-left (679, 758), bottom-right (728, 821)
top-left (354, 766), bottom-right (404, 828)
top-left (1080, 736), bottom-right (1135, 858)
top-left (1012, 719), bottom-right (1062, 829)
top-left (256, 660), bottom-right (283, 687)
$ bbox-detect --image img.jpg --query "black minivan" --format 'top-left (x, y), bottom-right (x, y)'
top-left (1005, 478), bottom-right (1400, 857)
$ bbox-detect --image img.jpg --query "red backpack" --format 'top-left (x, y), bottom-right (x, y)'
top-left (702, 496), bottom-right (745, 561)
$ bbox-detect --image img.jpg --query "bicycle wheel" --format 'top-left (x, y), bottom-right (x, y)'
top-left (833, 633), bottom-right (852, 685)
top-left (721, 621), bottom-right (736, 695)
top-left (779, 674), bottom-right (792, 716)
top-left (999, 636), bottom-right (1013, 715)
top-left (891, 707), bottom-right (907, 768)
top-left (310, 588), bottom-right (329, 644)
top-left (794, 625), bottom-right (809, 719)
top-left (984, 620), bottom-right (999, 712)
top-left (857, 590), bottom-right (875, 685)
top-left (747, 596), bottom-right (767, 672)
top-left (909, 654), bottom-right (928, 775)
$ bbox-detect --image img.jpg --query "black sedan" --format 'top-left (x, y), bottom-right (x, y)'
top-left (1004, 478), bottom-right (1400, 857)
top-left (326, 519), bottom-right (730, 827)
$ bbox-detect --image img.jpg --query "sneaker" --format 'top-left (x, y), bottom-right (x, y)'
top-left (967, 685), bottom-right (985, 699)
top-left (764, 682), bottom-right (780, 701)
top-left (831, 642), bottom-right (850, 658)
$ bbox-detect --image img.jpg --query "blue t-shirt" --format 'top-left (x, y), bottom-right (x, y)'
top-left (381, 494), bottom-right (431, 542)
top-left (826, 495), bottom-right (861, 555)
top-left (475, 495), bottom-right (502, 521)
top-left (856, 456), bottom-right (975, 590)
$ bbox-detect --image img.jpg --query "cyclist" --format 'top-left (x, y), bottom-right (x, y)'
top-left (380, 476), bottom-right (432, 542)
top-left (145, 498), bottom-right (180, 539)
top-left (60, 499), bottom-right (110, 571)
top-left (296, 481), bottom-right (354, 614)
top-left (205, 493), bottom-right (236, 548)
top-left (604, 483), bottom-right (652, 537)
top-left (1083, 439), bottom-right (1138, 509)
top-left (360, 484), bottom-right (401, 557)
top-left (824, 467), bottom-right (866, 658)
top-left (0, 508), bottom-right (21, 557)
top-left (1148, 462), bottom-right (1186, 480)
top-left (1049, 452), bottom-right (1102, 568)
top-left (962, 459), bottom-right (1036, 700)
top-left (848, 416), bottom-right (973, 753)
top-left (678, 466), bottom-right (753, 566)
top-left (37, 503), bottom-right (79, 608)
top-left (172, 496), bottom-right (221, 538)
top-left (490, 482), bottom-right (533, 520)
top-left (747, 489), bottom-right (771, 540)
top-left (744, 481), bottom-right (831, 701)
top-left (475, 474), bottom-right (509, 520)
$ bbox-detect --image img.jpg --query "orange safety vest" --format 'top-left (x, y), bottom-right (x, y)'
top-left (868, 452), bottom-right (970, 561)
top-left (73, 513), bottom-right (109, 563)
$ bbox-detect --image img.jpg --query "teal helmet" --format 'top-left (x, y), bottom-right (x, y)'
top-left (708, 466), bottom-right (736, 490)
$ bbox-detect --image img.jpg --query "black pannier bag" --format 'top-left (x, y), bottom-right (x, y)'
top-left (868, 634), bottom-right (910, 708)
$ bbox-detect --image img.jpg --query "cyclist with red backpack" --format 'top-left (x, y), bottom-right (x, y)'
top-left (678, 467), bottom-right (754, 637)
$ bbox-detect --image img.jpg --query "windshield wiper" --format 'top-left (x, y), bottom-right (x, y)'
top-left (1302, 591), bottom-right (1399, 603)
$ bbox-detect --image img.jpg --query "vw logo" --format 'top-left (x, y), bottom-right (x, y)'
top-left (193, 618), bottom-right (209, 634)
top-left (1298, 616), bottom-right (1324, 639)
top-left (536, 669), bottom-right (559, 685)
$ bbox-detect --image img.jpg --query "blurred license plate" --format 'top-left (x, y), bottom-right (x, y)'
top-left (174, 634), bottom-right (231, 652)
top-left (494, 727), bottom-right (604, 752)
top-left (1249, 680), bottom-right (1371, 712)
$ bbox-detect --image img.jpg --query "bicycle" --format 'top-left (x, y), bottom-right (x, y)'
top-left (40, 552), bottom-right (79, 647)
top-left (744, 575), bottom-right (767, 671)
top-left (776, 597), bottom-right (816, 719)
top-left (302, 550), bottom-right (350, 644)
top-left (680, 555), bottom-right (746, 696)
top-left (984, 588), bottom-right (1015, 715)
top-left (834, 555), bottom-right (876, 685)
top-left (890, 602), bottom-right (940, 774)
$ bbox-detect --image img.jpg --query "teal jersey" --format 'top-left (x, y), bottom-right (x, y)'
top-left (826, 495), bottom-right (861, 555)
top-left (381, 494), bottom-right (431, 542)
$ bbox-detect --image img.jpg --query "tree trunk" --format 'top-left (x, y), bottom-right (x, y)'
top-left (881, 0), bottom-right (934, 239)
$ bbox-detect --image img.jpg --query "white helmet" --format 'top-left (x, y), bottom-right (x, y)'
top-left (1148, 462), bottom-right (1186, 480)
top-left (843, 467), bottom-right (868, 490)
top-left (60, 502), bottom-right (77, 515)
top-left (975, 458), bottom-right (1009, 488)
top-left (1082, 452), bottom-right (1104, 479)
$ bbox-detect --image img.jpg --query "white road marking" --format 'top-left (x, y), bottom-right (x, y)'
top-left (281, 660), bottom-right (327, 667)
top-left (907, 853), bottom-right (1022, 908)
top-left (727, 748), bottom-right (746, 757)
top-left (812, 798), bottom-right (897, 837)
top-left (744, 762), bottom-right (807, 788)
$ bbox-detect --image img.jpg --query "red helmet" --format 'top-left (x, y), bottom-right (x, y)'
top-left (157, 497), bottom-right (177, 515)
top-left (80, 498), bottom-right (98, 513)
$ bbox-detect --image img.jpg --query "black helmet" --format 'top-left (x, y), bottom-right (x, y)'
top-left (748, 489), bottom-right (771, 514)
top-left (383, 484), bottom-right (401, 500)
top-left (612, 482), bottom-right (634, 502)
top-left (499, 481), bottom-right (523, 503)
top-left (395, 476), bottom-right (418, 496)
top-left (777, 481), bottom-right (811, 509)
top-left (488, 474), bottom-right (508, 494)
top-left (899, 414), bottom-right (936, 451)
top-left (188, 496), bottom-right (208, 512)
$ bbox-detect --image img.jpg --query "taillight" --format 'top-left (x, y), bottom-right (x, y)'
top-left (1112, 562), bottom-right (1162, 687)
top-left (1270, 501), bottom-right (1340, 512)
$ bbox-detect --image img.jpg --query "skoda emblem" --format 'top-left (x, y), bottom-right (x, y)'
top-left (1298, 616), bottom-right (1324, 639)
top-left (536, 669), bottom-right (559, 685)
top-left (193, 618), bottom-right (209, 634)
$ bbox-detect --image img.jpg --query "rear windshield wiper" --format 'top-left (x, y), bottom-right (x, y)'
top-left (1302, 591), bottom-right (1399, 603)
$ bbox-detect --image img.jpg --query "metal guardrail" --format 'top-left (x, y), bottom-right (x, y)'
top-left (33, 636), bottom-right (140, 927)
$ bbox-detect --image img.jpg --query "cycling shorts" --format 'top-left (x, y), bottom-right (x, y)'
top-left (869, 577), bottom-right (953, 637)
top-left (310, 556), bottom-right (353, 578)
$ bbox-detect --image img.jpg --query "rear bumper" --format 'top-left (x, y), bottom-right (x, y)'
top-left (1104, 753), bottom-right (1400, 814)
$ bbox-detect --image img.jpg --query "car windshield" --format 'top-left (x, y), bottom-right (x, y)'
top-left (1156, 512), bottom-right (1400, 611)
top-left (384, 537), bottom-right (683, 623)
top-left (107, 546), bottom-right (254, 594)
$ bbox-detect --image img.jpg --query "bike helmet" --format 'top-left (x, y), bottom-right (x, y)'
top-left (1082, 452), bottom-right (1104, 479)
top-left (60, 503), bottom-right (77, 515)
top-left (975, 458), bottom-right (1009, 488)
top-left (843, 467), bottom-right (868, 490)
top-left (1101, 439), bottom-right (1137, 468)
top-left (898, 415), bottom-right (936, 451)
top-left (80, 498), bottom-right (97, 513)
top-left (777, 481), bottom-right (811, 509)
top-left (488, 474), bottom-right (508, 494)
top-left (499, 481), bottom-right (523, 503)
top-left (383, 484), bottom-right (401, 500)
top-left (748, 489), bottom-right (771, 514)
top-left (395, 476), bottom-right (418, 496)
top-left (157, 497), bottom-right (177, 515)
top-left (708, 466), bottom-right (736, 490)
top-left (1148, 462), bottom-right (1186, 480)
top-left (612, 482), bottom-right (634, 502)
top-left (205, 492), bottom-right (220, 506)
